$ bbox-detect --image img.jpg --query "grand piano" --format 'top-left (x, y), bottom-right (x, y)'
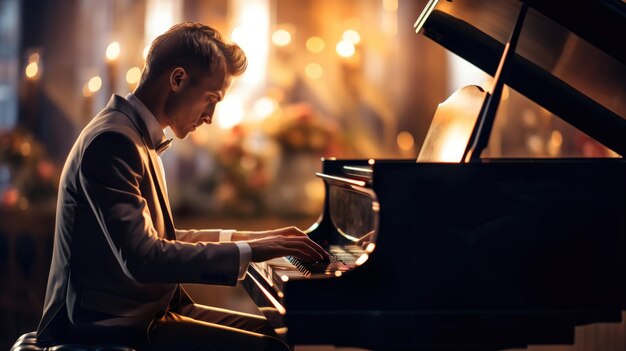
top-left (243, 0), bottom-right (626, 349)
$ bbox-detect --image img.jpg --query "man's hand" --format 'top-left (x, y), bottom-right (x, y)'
top-left (247, 234), bottom-right (329, 263)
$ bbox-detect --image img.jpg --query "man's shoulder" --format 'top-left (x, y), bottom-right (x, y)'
top-left (84, 109), bottom-right (144, 147)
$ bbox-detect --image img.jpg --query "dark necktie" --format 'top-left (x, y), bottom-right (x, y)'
top-left (156, 138), bottom-right (172, 156)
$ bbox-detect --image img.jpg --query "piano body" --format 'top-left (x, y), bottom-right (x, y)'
top-left (243, 0), bottom-right (626, 349)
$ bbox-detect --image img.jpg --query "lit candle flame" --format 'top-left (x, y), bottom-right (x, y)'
top-left (106, 42), bottom-right (121, 61)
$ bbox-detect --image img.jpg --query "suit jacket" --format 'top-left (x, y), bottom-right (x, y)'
top-left (37, 95), bottom-right (240, 340)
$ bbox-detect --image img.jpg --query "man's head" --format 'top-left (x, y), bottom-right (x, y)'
top-left (138, 22), bottom-right (247, 139)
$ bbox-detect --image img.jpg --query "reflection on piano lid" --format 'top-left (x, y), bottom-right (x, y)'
top-left (243, 0), bottom-right (626, 349)
top-left (416, 0), bottom-right (626, 157)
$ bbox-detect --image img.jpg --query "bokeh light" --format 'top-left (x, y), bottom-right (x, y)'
top-left (305, 36), bottom-right (325, 53)
top-left (106, 41), bottom-right (120, 61)
top-left (125, 67), bottom-right (142, 84)
top-left (335, 40), bottom-right (355, 57)
top-left (25, 62), bottom-right (38, 78)
top-left (304, 62), bottom-right (323, 79)
top-left (87, 76), bottom-right (102, 93)
top-left (342, 29), bottom-right (361, 44)
top-left (272, 29), bottom-right (292, 47)
top-left (396, 131), bottom-right (415, 151)
top-left (216, 95), bottom-right (245, 129)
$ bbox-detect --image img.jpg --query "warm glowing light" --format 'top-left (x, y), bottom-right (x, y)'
top-left (336, 40), bottom-right (355, 57)
top-left (548, 130), bottom-right (563, 156)
top-left (527, 135), bottom-right (543, 154)
top-left (305, 36), bottom-right (325, 53)
top-left (106, 42), bottom-right (120, 61)
top-left (334, 271), bottom-right (342, 277)
top-left (229, 0), bottom-right (270, 88)
top-left (304, 62), bottom-right (323, 79)
top-left (126, 67), bottom-right (142, 84)
top-left (25, 62), bottom-right (38, 78)
top-left (82, 85), bottom-right (92, 97)
top-left (438, 125), bottom-right (471, 162)
top-left (87, 76), bottom-right (102, 93)
top-left (383, 0), bottom-right (398, 11)
top-left (20, 142), bottom-right (31, 157)
top-left (365, 243), bottom-right (376, 253)
top-left (143, 46), bottom-right (150, 60)
top-left (550, 130), bottom-right (563, 147)
top-left (25, 52), bottom-right (41, 79)
top-left (355, 253), bottom-right (369, 266)
top-left (397, 131), bottom-right (414, 151)
top-left (342, 29), bottom-right (361, 44)
top-left (215, 95), bottom-right (244, 129)
top-left (522, 109), bottom-right (537, 127)
top-left (502, 85), bottom-right (510, 100)
top-left (144, 0), bottom-right (181, 52)
top-left (272, 29), bottom-right (292, 46)
top-left (368, 159), bottom-right (375, 165)
top-left (305, 179), bottom-right (325, 203)
top-left (251, 97), bottom-right (277, 121)
top-left (231, 26), bottom-right (244, 44)
top-left (280, 275), bottom-right (289, 282)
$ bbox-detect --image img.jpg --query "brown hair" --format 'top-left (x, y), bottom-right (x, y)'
top-left (141, 22), bottom-right (247, 83)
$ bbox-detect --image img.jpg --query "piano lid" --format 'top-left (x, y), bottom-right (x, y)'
top-left (415, 0), bottom-right (626, 156)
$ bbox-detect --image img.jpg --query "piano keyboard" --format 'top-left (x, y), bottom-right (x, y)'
top-left (286, 245), bottom-right (365, 275)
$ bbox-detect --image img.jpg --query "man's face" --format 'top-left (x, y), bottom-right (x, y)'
top-left (164, 62), bottom-right (231, 139)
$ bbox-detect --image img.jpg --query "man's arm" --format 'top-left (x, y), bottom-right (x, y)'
top-left (175, 226), bottom-right (308, 243)
top-left (79, 132), bottom-right (241, 285)
top-left (176, 226), bottom-right (327, 278)
top-left (175, 228), bottom-right (221, 242)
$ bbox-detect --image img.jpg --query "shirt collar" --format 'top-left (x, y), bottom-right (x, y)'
top-left (125, 93), bottom-right (169, 151)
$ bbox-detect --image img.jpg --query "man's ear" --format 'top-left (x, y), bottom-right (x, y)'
top-left (169, 67), bottom-right (187, 92)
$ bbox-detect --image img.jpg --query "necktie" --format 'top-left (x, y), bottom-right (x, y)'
top-left (156, 138), bottom-right (172, 156)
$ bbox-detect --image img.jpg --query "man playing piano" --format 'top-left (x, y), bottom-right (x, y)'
top-left (37, 22), bottom-right (328, 351)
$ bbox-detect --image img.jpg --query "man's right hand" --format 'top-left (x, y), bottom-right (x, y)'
top-left (247, 235), bottom-right (329, 263)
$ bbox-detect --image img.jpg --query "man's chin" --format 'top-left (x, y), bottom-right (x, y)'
top-left (173, 130), bottom-right (189, 140)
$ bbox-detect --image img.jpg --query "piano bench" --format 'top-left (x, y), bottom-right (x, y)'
top-left (11, 331), bottom-right (136, 351)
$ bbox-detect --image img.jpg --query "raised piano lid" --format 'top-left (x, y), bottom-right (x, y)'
top-left (415, 0), bottom-right (626, 156)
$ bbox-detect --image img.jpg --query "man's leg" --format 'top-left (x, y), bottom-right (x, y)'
top-left (179, 303), bottom-right (278, 336)
top-left (146, 304), bottom-right (289, 351)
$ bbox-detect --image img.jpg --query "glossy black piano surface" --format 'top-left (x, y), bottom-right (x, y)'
top-left (243, 0), bottom-right (626, 349)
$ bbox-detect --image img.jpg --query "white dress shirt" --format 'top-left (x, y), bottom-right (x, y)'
top-left (125, 93), bottom-right (251, 280)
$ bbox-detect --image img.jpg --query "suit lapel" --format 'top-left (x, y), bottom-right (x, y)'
top-left (106, 95), bottom-right (176, 239)
top-left (146, 149), bottom-right (176, 237)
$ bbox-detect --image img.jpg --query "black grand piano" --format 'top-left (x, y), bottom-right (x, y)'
top-left (243, 0), bottom-right (626, 349)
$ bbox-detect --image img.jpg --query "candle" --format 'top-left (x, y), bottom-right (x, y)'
top-left (22, 51), bottom-right (42, 129)
top-left (83, 76), bottom-right (102, 123)
top-left (106, 41), bottom-right (120, 95)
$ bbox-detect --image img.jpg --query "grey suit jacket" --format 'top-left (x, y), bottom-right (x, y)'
top-left (37, 95), bottom-right (240, 340)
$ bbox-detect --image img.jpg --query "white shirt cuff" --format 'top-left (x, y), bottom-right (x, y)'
top-left (219, 229), bottom-right (235, 242)
top-left (234, 242), bottom-right (252, 280)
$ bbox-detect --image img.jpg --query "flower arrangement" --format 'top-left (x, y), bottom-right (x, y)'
top-left (0, 128), bottom-right (58, 210)
top-left (210, 125), bottom-right (278, 216)
top-left (272, 102), bottom-right (341, 156)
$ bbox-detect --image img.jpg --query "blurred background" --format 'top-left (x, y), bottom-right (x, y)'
top-left (0, 0), bottom-right (619, 349)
